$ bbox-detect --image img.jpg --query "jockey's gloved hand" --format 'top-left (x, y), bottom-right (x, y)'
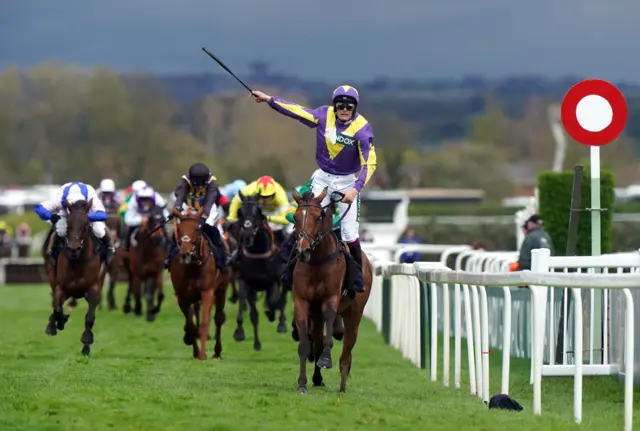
top-left (50, 214), bottom-right (61, 224)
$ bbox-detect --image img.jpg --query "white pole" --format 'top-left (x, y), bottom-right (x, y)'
top-left (590, 146), bottom-right (603, 363)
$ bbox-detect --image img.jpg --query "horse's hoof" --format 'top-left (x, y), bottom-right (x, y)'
top-left (56, 314), bottom-right (70, 330)
top-left (297, 386), bottom-right (308, 395)
top-left (291, 329), bottom-right (300, 342)
top-left (81, 345), bottom-right (91, 356)
top-left (316, 356), bottom-right (332, 369)
top-left (123, 303), bottom-right (131, 314)
top-left (45, 325), bottom-right (57, 336)
top-left (207, 335), bottom-right (212, 341)
top-left (265, 309), bottom-right (275, 322)
top-left (253, 342), bottom-right (262, 351)
top-left (146, 313), bottom-right (155, 323)
top-left (313, 379), bottom-right (325, 387)
top-left (229, 293), bottom-right (238, 303)
top-left (333, 331), bottom-right (344, 341)
top-left (277, 323), bottom-right (287, 334)
top-left (233, 329), bottom-right (245, 342)
top-left (108, 304), bottom-right (117, 311)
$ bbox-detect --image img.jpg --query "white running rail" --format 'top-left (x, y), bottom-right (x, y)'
top-left (367, 248), bottom-right (636, 431)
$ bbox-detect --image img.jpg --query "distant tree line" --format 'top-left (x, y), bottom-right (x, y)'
top-left (0, 61), bottom-right (637, 198)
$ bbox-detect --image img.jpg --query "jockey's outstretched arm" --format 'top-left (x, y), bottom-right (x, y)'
top-left (264, 186), bottom-right (291, 225)
top-left (124, 199), bottom-right (142, 227)
top-left (201, 181), bottom-right (219, 217)
top-left (154, 192), bottom-right (167, 208)
top-left (173, 178), bottom-right (189, 209)
top-left (354, 125), bottom-right (378, 192)
top-left (267, 97), bottom-right (321, 129)
top-left (34, 189), bottom-right (64, 221)
top-left (227, 195), bottom-right (241, 223)
top-left (86, 186), bottom-right (107, 222)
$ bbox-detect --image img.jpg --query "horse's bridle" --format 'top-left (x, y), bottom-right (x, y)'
top-left (173, 215), bottom-right (204, 265)
top-left (296, 194), bottom-right (350, 253)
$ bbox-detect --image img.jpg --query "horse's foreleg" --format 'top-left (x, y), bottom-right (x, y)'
top-left (213, 287), bottom-right (226, 359)
top-left (310, 311), bottom-right (325, 388)
top-left (46, 285), bottom-right (67, 336)
top-left (294, 296), bottom-right (310, 394)
top-left (107, 270), bottom-right (118, 310)
top-left (178, 297), bottom-right (199, 358)
top-left (317, 295), bottom-right (338, 370)
top-left (233, 280), bottom-right (247, 342)
top-left (198, 289), bottom-right (214, 360)
top-left (123, 269), bottom-right (133, 314)
top-left (339, 307), bottom-right (362, 392)
top-left (277, 283), bottom-right (288, 334)
top-left (81, 285), bottom-right (99, 356)
top-left (144, 278), bottom-right (155, 322)
top-left (229, 280), bottom-right (238, 303)
top-left (132, 277), bottom-right (142, 316)
top-left (154, 273), bottom-right (165, 315)
top-left (264, 282), bottom-right (279, 323)
top-left (248, 289), bottom-right (261, 351)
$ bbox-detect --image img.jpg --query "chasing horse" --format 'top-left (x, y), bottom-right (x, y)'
top-left (35, 182), bottom-right (115, 356)
top-left (123, 185), bottom-right (169, 322)
top-left (227, 192), bottom-right (287, 351)
top-left (169, 206), bottom-right (231, 360)
top-left (97, 178), bottom-right (125, 310)
top-left (98, 213), bottom-right (126, 310)
top-left (289, 189), bottom-right (372, 393)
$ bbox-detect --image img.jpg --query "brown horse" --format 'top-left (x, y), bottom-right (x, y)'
top-left (44, 199), bottom-right (104, 356)
top-left (99, 214), bottom-right (126, 310)
top-left (290, 189), bottom-right (372, 394)
top-left (169, 207), bottom-right (231, 360)
top-left (125, 208), bottom-right (167, 322)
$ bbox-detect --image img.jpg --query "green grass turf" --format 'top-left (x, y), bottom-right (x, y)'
top-left (0, 284), bottom-right (637, 431)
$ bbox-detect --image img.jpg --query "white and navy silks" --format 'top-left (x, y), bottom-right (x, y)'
top-left (123, 192), bottom-right (170, 227)
top-left (34, 182), bottom-right (108, 239)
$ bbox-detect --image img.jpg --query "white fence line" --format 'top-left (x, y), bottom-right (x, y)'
top-left (367, 247), bottom-right (636, 431)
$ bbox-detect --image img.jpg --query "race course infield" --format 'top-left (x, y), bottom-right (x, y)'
top-left (0, 284), bottom-right (637, 431)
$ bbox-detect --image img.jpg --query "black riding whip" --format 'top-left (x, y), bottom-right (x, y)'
top-left (201, 47), bottom-right (253, 93)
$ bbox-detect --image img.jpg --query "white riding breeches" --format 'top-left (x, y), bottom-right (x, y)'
top-left (54, 210), bottom-right (106, 239)
top-left (310, 169), bottom-right (360, 243)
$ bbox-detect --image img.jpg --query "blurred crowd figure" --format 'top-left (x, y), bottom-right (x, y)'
top-left (399, 228), bottom-right (421, 263)
top-left (359, 228), bottom-right (374, 242)
top-left (509, 214), bottom-right (553, 272)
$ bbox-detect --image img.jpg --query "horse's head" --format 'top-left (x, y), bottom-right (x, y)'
top-left (237, 191), bottom-right (266, 248)
top-left (64, 198), bottom-right (92, 260)
top-left (171, 206), bottom-right (204, 265)
top-left (291, 187), bottom-right (332, 262)
top-left (139, 207), bottom-right (166, 246)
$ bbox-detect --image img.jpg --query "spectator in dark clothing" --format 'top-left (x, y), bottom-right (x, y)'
top-left (510, 214), bottom-right (553, 271)
top-left (399, 228), bottom-right (421, 263)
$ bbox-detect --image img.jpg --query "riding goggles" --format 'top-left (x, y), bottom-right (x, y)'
top-left (335, 102), bottom-right (355, 112)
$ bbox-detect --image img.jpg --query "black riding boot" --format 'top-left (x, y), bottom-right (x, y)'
top-left (51, 234), bottom-right (64, 266)
top-left (204, 225), bottom-right (229, 273)
top-left (347, 241), bottom-right (365, 293)
top-left (101, 233), bottom-right (115, 267)
top-left (164, 236), bottom-right (177, 270)
top-left (124, 226), bottom-right (136, 252)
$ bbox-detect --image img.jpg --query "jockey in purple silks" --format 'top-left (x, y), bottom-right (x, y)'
top-left (250, 85), bottom-right (377, 293)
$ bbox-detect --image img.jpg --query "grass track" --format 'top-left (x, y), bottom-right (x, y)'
top-left (0, 284), bottom-right (637, 431)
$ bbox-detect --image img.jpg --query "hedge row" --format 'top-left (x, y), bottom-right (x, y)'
top-left (409, 220), bottom-right (640, 253)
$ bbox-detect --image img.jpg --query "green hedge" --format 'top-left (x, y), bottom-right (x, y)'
top-left (538, 170), bottom-right (615, 256)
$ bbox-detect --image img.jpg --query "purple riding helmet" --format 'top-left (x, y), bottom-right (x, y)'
top-left (136, 185), bottom-right (156, 212)
top-left (332, 85), bottom-right (359, 107)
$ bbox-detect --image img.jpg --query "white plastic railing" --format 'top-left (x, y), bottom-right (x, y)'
top-left (369, 248), bottom-right (636, 431)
